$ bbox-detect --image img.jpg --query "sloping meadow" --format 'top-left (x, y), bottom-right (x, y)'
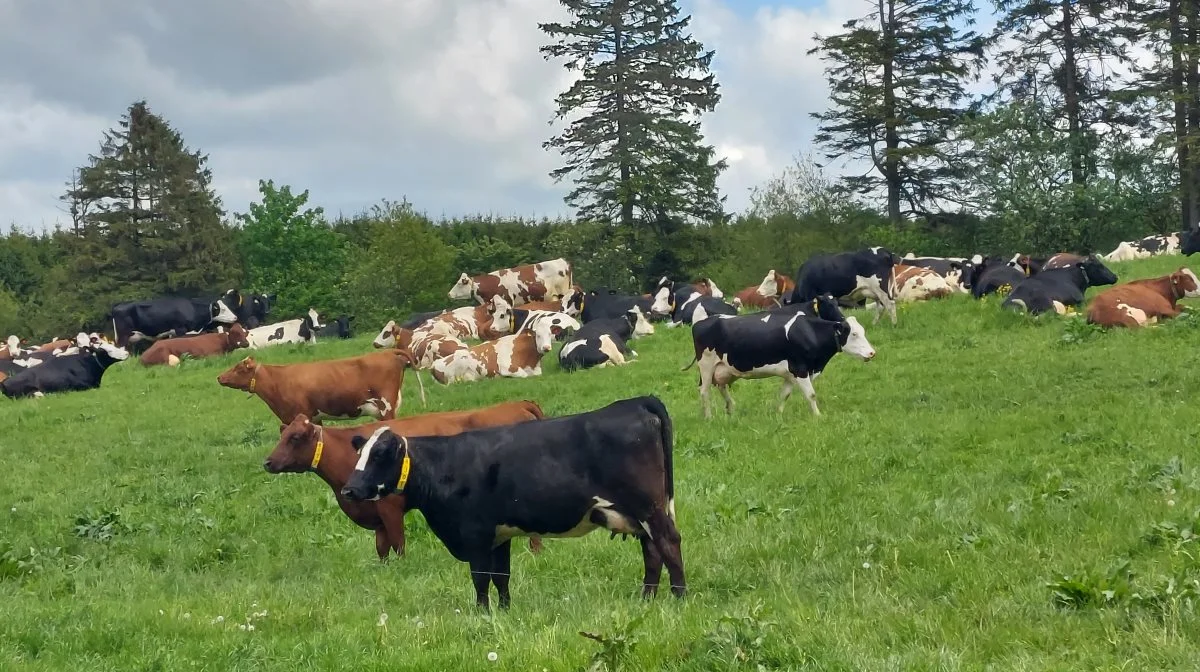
top-left (3, 255), bottom-right (1200, 670)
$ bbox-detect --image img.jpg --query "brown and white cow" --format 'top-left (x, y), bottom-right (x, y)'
top-left (447, 258), bottom-right (573, 307)
top-left (732, 270), bottom-right (795, 310)
top-left (216, 350), bottom-right (424, 424)
top-left (890, 264), bottom-right (955, 302)
top-left (141, 324), bottom-right (251, 366)
top-left (1086, 268), bottom-right (1200, 328)
top-left (429, 312), bottom-right (581, 384)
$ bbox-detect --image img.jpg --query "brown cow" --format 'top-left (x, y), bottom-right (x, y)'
top-left (447, 258), bottom-right (574, 307)
top-left (140, 324), bottom-right (250, 366)
top-left (263, 401), bottom-right (547, 559)
top-left (216, 350), bottom-right (423, 424)
top-left (1086, 268), bottom-right (1200, 328)
top-left (732, 270), bottom-right (795, 310)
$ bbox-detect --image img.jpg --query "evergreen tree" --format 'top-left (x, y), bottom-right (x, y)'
top-left (61, 100), bottom-right (239, 309)
top-left (810, 0), bottom-right (985, 223)
top-left (539, 0), bottom-right (727, 230)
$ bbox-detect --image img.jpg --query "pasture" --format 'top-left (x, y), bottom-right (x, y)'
top-left (4, 255), bottom-right (1200, 670)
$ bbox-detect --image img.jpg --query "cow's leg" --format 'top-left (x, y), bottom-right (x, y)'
top-left (377, 503), bottom-right (406, 557)
top-left (797, 375), bottom-right (820, 416)
top-left (374, 528), bottom-right (391, 561)
top-left (490, 540), bottom-right (513, 610)
top-left (697, 352), bottom-right (718, 419)
top-left (648, 509), bottom-right (686, 598)
top-left (469, 555), bottom-right (492, 609)
top-left (777, 375), bottom-right (797, 413)
top-left (639, 533), bottom-right (664, 598)
top-left (718, 383), bottom-right (735, 415)
top-left (528, 535), bottom-right (543, 555)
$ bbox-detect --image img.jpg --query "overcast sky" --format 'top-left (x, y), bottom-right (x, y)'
top-left (0, 0), bottom-right (997, 232)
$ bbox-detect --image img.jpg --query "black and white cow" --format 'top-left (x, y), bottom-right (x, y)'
top-left (559, 306), bottom-right (655, 371)
top-left (1103, 233), bottom-right (1182, 262)
top-left (664, 292), bottom-right (737, 327)
top-left (580, 287), bottom-right (656, 323)
top-left (215, 290), bottom-right (275, 328)
top-left (1, 340), bottom-right (130, 399)
top-left (967, 257), bottom-right (1029, 299)
top-left (340, 396), bottom-right (684, 609)
top-left (649, 277), bottom-right (724, 318)
top-left (317, 315), bottom-right (355, 339)
top-left (247, 309), bottom-right (324, 348)
top-left (785, 247), bottom-right (899, 324)
top-left (110, 296), bottom-right (238, 349)
top-left (682, 305), bottom-right (876, 418)
top-left (898, 255), bottom-right (978, 293)
top-left (1002, 255), bottom-right (1119, 315)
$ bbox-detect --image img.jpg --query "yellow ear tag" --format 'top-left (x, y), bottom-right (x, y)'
top-left (311, 440), bottom-right (324, 469)
top-left (397, 455), bottom-right (411, 492)
top-left (248, 377), bottom-right (256, 393)
top-left (238, 295), bottom-right (244, 306)
top-left (510, 313), bottom-right (515, 332)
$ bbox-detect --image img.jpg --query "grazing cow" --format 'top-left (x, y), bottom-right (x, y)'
top-left (429, 312), bottom-right (579, 384)
top-left (216, 350), bottom-right (423, 424)
top-left (649, 277), bottom-right (725, 316)
top-left (340, 395), bottom-right (683, 609)
top-left (317, 315), bottom-right (355, 339)
top-left (247, 309), bottom-right (324, 349)
top-left (580, 288), bottom-right (655, 323)
top-left (448, 258), bottom-right (573, 307)
top-left (1086, 268), bottom-right (1200, 327)
top-left (140, 324), bottom-right (251, 366)
top-left (733, 270), bottom-right (795, 310)
top-left (890, 264), bottom-right (955, 302)
top-left (1, 341), bottom-right (130, 399)
top-left (110, 296), bottom-right (238, 349)
top-left (1103, 233), bottom-right (1182, 262)
top-left (967, 257), bottom-right (1028, 298)
top-left (264, 401), bottom-right (547, 559)
top-left (559, 306), bottom-right (655, 371)
top-left (682, 306), bottom-right (876, 418)
top-left (1002, 255), bottom-right (1119, 315)
top-left (897, 255), bottom-right (976, 293)
top-left (664, 292), bottom-right (738, 327)
top-left (785, 247), bottom-right (899, 325)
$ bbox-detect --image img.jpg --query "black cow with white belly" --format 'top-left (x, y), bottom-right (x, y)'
top-left (110, 296), bottom-right (239, 350)
top-left (682, 301), bottom-right (876, 418)
top-left (340, 396), bottom-right (684, 609)
top-left (784, 247), bottom-right (899, 324)
top-left (1002, 255), bottom-right (1118, 315)
top-left (1, 341), bottom-right (130, 399)
top-left (559, 306), bottom-right (655, 371)
top-left (967, 257), bottom-right (1028, 298)
top-left (581, 288), bottom-right (656, 323)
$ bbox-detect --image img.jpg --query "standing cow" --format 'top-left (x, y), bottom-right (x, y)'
top-left (785, 247), bottom-right (899, 325)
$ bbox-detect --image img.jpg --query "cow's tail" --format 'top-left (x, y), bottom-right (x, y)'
top-left (395, 347), bottom-right (427, 406)
top-left (520, 399), bottom-right (545, 420)
top-left (642, 395), bottom-right (675, 522)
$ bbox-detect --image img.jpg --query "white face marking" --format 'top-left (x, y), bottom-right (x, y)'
top-left (533, 319), bottom-right (559, 353)
top-left (352, 425), bottom-right (391, 474)
top-left (755, 271), bottom-right (778, 298)
top-left (841, 316), bottom-right (875, 360)
top-left (489, 295), bottom-right (514, 333)
top-left (1181, 269), bottom-right (1200, 297)
top-left (650, 286), bottom-right (673, 314)
top-left (629, 306), bottom-right (655, 336)
top-left (213, 301), bottom-right (237, 323)
top-left (74, 332), bottom-right (89, 348)
top-left (448, 273), bottom-right (475, 300)
top-left (705, 279), bottom-right (724, 299)
top-left (307, 308), bottom-right (324, 329)
top-left (5, 335), bottom-right (18, 353)
top-left (373, 321), bottom-right (398, 348)
top-left (99, 342), bottom-right (130, 361)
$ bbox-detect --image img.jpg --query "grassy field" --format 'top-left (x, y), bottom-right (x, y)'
top-left (4, 255), bottom-right (1200, 671)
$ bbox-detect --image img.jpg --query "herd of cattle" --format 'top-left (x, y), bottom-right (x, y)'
top-left (2, 229), bottom-right (1198, 607)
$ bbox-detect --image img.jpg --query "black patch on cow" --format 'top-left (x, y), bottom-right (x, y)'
top-left (267, 327), bottom-right (285, 342)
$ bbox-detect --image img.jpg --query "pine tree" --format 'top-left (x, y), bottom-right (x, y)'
top-left (810, 0), bottom-right (984, 223)
top-left (539, 0), bottom-right (727, 230)
top-left (61, 100), bottom-right (238, 309)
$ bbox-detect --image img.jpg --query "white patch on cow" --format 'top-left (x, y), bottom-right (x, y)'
top-left (495, 496), bottom-right (642, 544)
top-left (629, 306), bottom-right (655, 336)
top-left (307, 308), bottom-right (325, 330)
top-left (596, 334), bottom-right (628, 366)
top-left (667, 498), bottom-right (676, 521)
top-left (213, 301), bottom-right (238, 324)
top-left (448, 272), bottom-right (475, 301)
top-left (4, 335), bottom-right (18, 353)
top-left (560, 339), bottom-right (586, 358)
top-left (869, 246), bottom-right (883, 255)
top-left (74, 332), bottom-right (89, 348)
top-left (796, 376), bottom-right (820, 415)
top-left (372, 320), bottom-right (398, 348)
top-left (782, 313), bottom-right (801, 338)
top-left (840, 316), bottom-right (875, 360)
top-left (706, 279), bottom-right (725, 299)
top-left (167, 354), bottom-right (181, 367)
top-left (247, 319), bottom-right (315, 348)
top-left (854, 274), bottom-right (896, 325)
top-left (351, 426), bottom-right (394, 500)
top-left (1181, 269), bottom-right (1200, 297)
top-left (1009, 298), bottom-right (1028, 310)
top-left (650, 286), bottom-right (673, 314)
top-left (358, 397), bottom-right (391, 419)
top-left (903, 252), bottom-right (916, 259)
top-left (32, 391), bottom-right (44, 398)
top-left (1051, 301), bottom-right (1068, 315)
top-left (691, 304), bottom-right (709, 325)
top-left (493, 269), bottom-right (528, 305)
top-left (1117, 302), bottom-right (1150, 326)
top-left (755, 270), bottom-right (779, 298)
top-left (14, 357), bottom-right (41, 368)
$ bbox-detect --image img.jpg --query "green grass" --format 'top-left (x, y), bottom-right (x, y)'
top-left (5, 255), bottom-right (1200, 671)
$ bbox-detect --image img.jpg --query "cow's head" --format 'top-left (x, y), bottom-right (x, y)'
top-left (756, 270), bottom-right (779, 298)
top-left (836, 316), bottom-right (875, 361)
top-left (217, 357), bottom-right (258, 391)
top-left (1171, 268), bottom-right (1200, 298)
top-left (211, 297), bottom-right (238, 324)
top-left (814, 294), bottom-right (845, 322)
top-left (448, 273), bottom-right (476, 300)
top-left (696, 278), bottom-right (724, 299)
top-left (343, 427), bottom-right (406, 501)
top-left (530, 313), bottom-right (580, 353)
top-left (225, 324), bottom-right (251, 351)
top-left (332, 315), bottom-right (354, 338)
top-left (372, 320), bottom-right (398, 348)
top-left (4, 335), bottom-right (18, 353)
top-left (560, 287), bottom-right (585, 317)
top-left (1183, 229), bottom-right (1200, 256)
top-left (264, 415), bottom-right (324, 473)
top-left (89, 341), bottom-right (130, 366)
top-left (650, 285), bottom-right (675, 315)
top-left (306, 308), bottom-right (326, 331)
top-left (626, 306), bottom-right (655, 337)
top-left (488, 295), bottom-right (515, 335)
top-left (1079, 255), bottom-right (1118, 286)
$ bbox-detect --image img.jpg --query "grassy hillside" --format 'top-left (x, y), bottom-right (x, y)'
top-left (3, 255), bottom-right (1200, 671)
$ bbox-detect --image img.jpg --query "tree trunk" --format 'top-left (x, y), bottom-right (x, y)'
top-left (613, 2), bottom-right (634, 230)
top-left (879, 0), bottom-right (901, 223)
top-left (1172, 0), bottom-right (1191, 230)
top-left (1186, 0), bottom-right (1200, 228)
top-left (1060, 0), bottom-right (1084, 186)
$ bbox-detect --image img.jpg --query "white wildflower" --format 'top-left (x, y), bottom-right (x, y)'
top-left (183, 613), bottom-right (191, 620)
top-left (238, 624), bottom-right (247, 631)
top-left (212, 616), bottom-right (225, 624)
top-left (1168, 500), bottom-right (1176, 507)
top-left (377, 613), bottom-right (389, 627)
top-left (862, 562), bottom-right (871, 569)
top-left (247, 624), bottom-right (255, 632)
top-left (487, 652), bottom-right (498, 662)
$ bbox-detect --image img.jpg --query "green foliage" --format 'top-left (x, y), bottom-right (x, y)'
top-left (543, 221), bottom-right (640, 291)
top-left (235, 180), bottom-right (348, 317)
top-left (540, 0), bottom-right (727, 227)
top-left (452, 236), bottom-right (528, 277)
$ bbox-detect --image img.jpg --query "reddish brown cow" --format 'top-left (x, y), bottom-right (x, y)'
top-left (140, 324), bottom-right (250, 366)
top-left (1086, 268), bottom-right (1200, 328)
top-left (217, 350), bottom-right (421, 424)
top-left (263, 401), bottom-right (547, 559)
top-left (732, 270), bottom-right (795, 310)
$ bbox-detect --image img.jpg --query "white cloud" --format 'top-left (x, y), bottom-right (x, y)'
top-left (0, 0), bottom-right (862, 232)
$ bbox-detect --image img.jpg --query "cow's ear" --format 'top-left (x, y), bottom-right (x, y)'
top-left (279, 424), bottom-right (287, 434)
top-left (350, 436), bottom-right (368, 453)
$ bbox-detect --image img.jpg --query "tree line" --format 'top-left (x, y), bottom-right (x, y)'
top-left (1, 0), bottom-right (1196, 339)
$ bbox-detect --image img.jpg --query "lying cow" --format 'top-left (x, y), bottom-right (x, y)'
top-left (786, 247), bottom-right (899, 325)
top-left (264, 401), bottom-right (547, 559)
top-left (141, 324), bottom-right (250, 366)
top-left (559, 306), bottom-right (655, 371)
top-left (317, 315), bottom-right (354, 339)
top-left (890, 264), bottom-right (955, 302)
top-left (682, 305), bottom-right (875, 418)
top-left (1103, 233), bottom-right (1182, 262)
top-left (581, 288), bottom-right (655, 323)
top-left (968, 257), bottom-right (1028, 298)
top-left (109, 294), bottom-right (239, 350)
top-left (649, 277), bottom-right (725, 316)
top-left (1, 340), bottom-right (130, 399)
top-left (898, 255), bottom-right (977, 293)
top-left (448, 258), bottom-right (573, 307)
top-left (1086, 268), bottom-right (1200, 327)
top-left (340, 395), bottom-right (683, 609)
top-left (217, 350), bottom-right (424, 424)
top-left (247, 309), bottom-right (324, 349)
top-left (733, 270), bottom-right (795, 310)
top-left (1003, 255), bottom-right (1119, 315)
top-left (429, 312), bottom-right (579, 384)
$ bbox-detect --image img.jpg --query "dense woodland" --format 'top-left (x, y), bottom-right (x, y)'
top-left (2, 0), bottom-right (1197, 339)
